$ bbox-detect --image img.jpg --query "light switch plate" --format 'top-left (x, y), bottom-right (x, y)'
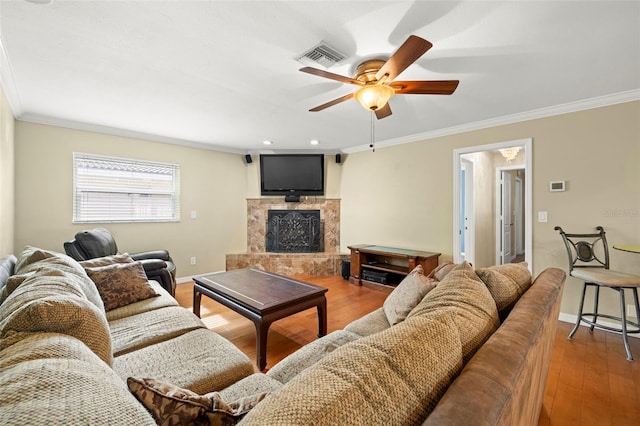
top-left (538, 211), bottom-right (548, 222)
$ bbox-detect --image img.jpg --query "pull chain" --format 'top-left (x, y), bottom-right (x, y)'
top-left (369, 111), bottom-right (375, 152)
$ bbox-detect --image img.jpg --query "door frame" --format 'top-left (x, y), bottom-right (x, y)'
top-left (461, 158), bottom-right (474, 263)
top-left (453, 138), bottom-right (533, 270)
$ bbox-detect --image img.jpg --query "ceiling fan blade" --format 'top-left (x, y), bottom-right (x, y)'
top-left (309, 93), bottom-right (354, 112)
top-left (300, 67), bottom-right (363, 86)
top-left (375, 35), bottom-right (433, 82)
top-left (391, 80), bottom-right (459, 95)
top-left (375, 103), bottom-right (392, 119)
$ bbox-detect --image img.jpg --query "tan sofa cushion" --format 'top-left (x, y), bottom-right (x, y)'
top-left (475, 262), bottom-right (532, 320)
top-left (408, 261), bottom-right (500, 363)
top-left (220, 374), bottom-right (283, 402)
top-left (344, 307), bottom-right (390, 337)
top-left (267, 330), bottom-right (362, 384)
top-left (383, 264), bottom-right (437, 325)
top-left (0, 269), bottom-right (113, 365)
top-left (14, 245), bottom-right (57, 273)
top-left (0, 332), bottom-right (155, 425)
top-left (12, 246), bottom-right (105, 314)
top-left (109, 305), bottom-right (205, 357)
top-left (240, 311), bottom-right (463, 425)
top-left (113, 328), bottom-right (255, 394)
top-left (86, 261), bottom-right (159, 311)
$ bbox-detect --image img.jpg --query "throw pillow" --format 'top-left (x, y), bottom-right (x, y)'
top-left (79, 253), bottom-right (134, 268)
top-left (127, 377), bottom-right (268, 426)
top-left (383, 265), bottom-right (437, 326)
top-left (427, 261), bottom-right (456, 281)
top-left (475, 262), bottom-right (532, 320)
top-left (85, 261), bottom-right (158, 311)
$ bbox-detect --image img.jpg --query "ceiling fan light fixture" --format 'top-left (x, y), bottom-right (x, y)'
top-left (354, 84), bottom-right (395, 111)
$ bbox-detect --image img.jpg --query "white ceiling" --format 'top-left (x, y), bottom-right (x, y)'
top-left (1, 0), bottom-right (638, 154)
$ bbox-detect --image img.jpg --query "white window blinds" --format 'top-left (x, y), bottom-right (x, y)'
top-left (73, 153), bottom-right (180, 223)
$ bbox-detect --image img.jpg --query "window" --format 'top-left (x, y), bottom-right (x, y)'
top-left (73, 153), bottom-right (180, 223)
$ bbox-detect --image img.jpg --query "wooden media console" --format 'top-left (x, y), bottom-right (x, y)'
top-left (348, 245), bottom-right (441, 293)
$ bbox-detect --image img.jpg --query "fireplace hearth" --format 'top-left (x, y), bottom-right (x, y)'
top-left (266, 210), bottom-right (323, 253)
top-left (226, 198), bottom-right (348, 276)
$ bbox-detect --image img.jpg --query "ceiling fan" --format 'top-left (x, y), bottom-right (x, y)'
top-left (300, 35), bottom-right (459, 119)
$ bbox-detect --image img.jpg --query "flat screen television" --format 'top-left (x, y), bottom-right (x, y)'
top-left (260, 154), bottom-right (325, 198)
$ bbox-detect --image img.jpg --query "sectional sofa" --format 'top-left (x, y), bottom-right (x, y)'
top-left (0, 246), bottom-right (565, 425)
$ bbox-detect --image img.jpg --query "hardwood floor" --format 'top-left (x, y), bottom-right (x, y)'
top-left (176, 275), bottom-right (640, 425)
top-left (539, 321), bottom-right (640, 425)
top-left (175, 275), bottom-right (388, 370)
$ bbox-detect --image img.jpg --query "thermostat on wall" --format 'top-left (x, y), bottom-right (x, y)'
top-left (549, 181), bottom-right (565, 192)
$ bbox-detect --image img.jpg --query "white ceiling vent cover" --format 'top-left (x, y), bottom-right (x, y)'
top-left (297, 42), bottom-right (346, 68)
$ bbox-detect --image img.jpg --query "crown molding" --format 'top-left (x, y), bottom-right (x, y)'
top-left (342, 89), bottom-right (640, 154)
top-left (0, 35), bottom-right (24, 117)
top-left (17, 113), bottom-right (248, 154)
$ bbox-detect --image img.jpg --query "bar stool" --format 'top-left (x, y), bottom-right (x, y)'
top-left (555, 226), bottom-right (640, 360)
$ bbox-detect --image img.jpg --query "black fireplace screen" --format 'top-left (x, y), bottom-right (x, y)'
top-left (266, 210), bottom-right (323, 253)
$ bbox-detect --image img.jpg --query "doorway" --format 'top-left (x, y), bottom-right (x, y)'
top-left (453, 138), bottom-right (532, 269)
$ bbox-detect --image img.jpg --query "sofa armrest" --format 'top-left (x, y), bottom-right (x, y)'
top-left (423, 268), bottom-right (566, 426)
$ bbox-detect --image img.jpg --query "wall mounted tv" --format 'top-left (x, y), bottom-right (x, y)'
top-left (260, 154), bottom-right (325, 200)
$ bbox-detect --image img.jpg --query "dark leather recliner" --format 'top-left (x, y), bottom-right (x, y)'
top-left (64, 227), bottom-right (176, 296)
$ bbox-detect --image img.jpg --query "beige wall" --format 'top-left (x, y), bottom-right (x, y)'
top-left (14, 122), bottom-right (248, 278)
top-left (7, 100), bottom-right (640, 320)
top-left (341, 101), bottom-right (640, 318)
top-left (0, 85), bottom-right (15, 255)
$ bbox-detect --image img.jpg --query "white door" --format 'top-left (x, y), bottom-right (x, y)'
top-left (515, 176), bottom-right (523, 255)
top-left (501, 171), bottom-right (512, 264)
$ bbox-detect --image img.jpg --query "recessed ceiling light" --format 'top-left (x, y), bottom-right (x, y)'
top-left (263, 140), bottom-right (273, 145)
top-left (310, 140), bottom-right (319, 145)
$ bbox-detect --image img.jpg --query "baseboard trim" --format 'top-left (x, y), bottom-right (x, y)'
top-left (176, 271), bottom-right (225, 285)
top-left (558, 312), bottom-right (640, 339)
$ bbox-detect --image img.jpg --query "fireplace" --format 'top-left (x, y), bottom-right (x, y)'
top-left (266, 210), bottom-right (323, 253)
top-left (226, 198), bottom-right (348, 276)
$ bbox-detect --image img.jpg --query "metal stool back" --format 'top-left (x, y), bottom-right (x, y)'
top-left (555, 226), bottom-right (640, 360)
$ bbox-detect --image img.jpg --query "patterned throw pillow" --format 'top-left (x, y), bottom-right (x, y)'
top-left (475, 262), bottom-right (532, 320)
top-left (383, 265), bottom-right (438, 326)
top-left (86, 261), bottom-right (159, 311)
top-left (127, 377), bottom-right (268, 426)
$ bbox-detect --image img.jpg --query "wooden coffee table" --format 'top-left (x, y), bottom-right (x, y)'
top-left (192, 268), bottom-right (328, 371)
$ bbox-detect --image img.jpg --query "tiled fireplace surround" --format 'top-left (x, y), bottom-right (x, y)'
top-left (225, 198), bottom-right (348, 276)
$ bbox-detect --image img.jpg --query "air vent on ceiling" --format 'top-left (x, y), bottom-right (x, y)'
top-left (297, 42), bottom-right (346, 68)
